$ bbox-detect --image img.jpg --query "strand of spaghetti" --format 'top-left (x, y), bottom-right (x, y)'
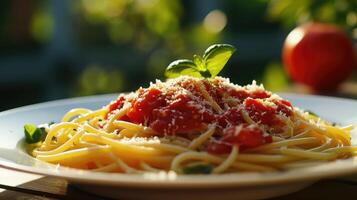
top-left (300, 120), bottom-right (350, 146)
top-left (112, 120), bottom-right (146, 131)
top-left (33, 130), bottom-right (85, 156)
top-left (213, 146), bottom-right (238, 173)
top-left (241, 110), bottom-right (255, 124)
top-left (43, 122), bottom-right (79, 146)
top-left (259, 148), bottom-right (283, 154)
top-left (171, 152), bottom-right (217, 171)
top-left (136, 143), bottom-right (188, 154)
top-left (105, 104), bottom-right (130, 132)
top-left (189, 125), bottom-right (215, 150)
top-left (107, 153), bottom-right (143, 173)
top-left (291, 129), bottom-right (310, 139)
top-left (305, 130), bottom-right (331, 146)
top-left (90, 155), bottom-right (174, 170)
top-left (36, 145), bottom-right (110, 162)
top-left (279, 147), bottom-right (336, 160)
top-left (73, 108), bottom-right (107, 123)
top-left (88, 117), bottom-right (103, 128)
top-left (230, 161), bottom-right (275, 172)
top-left (309, 138), bottom-right (332, 152)
top-left (91, 163), bottom-right (118, 172)
top-left (236, 154), bottom-right (299, 163)
top-left (276, 115), bottom-right (294, 137)
top-left (325, 125), bottom-right (351, 145)
top-left (272, 136), bottom-right (285, 142)
top-left (282, 160), bottom-right (329, 169)
top-left (83, 124), bottom-right (117, 138)
top-left (171, 151), bottom-right (275, 172)
top-left (161, 136), bottom-right (191, 147)
top-left (76, 140), bottom-right (105, 148)
top-left (285, 119), bottom-right (294, 138)
top-left (341, 125), bottom-right (355, 131)
top-left (196, 81), bottom-right (222, 113)
top-left (37, 143), bottom-right (58, 151)
top-left (112, 120), bottom-right (155, 135)
top-left (81, 134), bottom-right (167, 158)
top-left (117, 129), bottom-right (138, 138)
top-left (322, 146), bottom-right (357, 154)
top-left (62, 108), bottom-right (92, 122)
top-left (140, 162), bottom-right (161, 172)
top-left (142, 155), bottom-right (175, 169)
top-left (54, 129), bottom-right (73, 146)
top-left (245, 137), bottom-right (319, 153)
top-left (117, 138), bottom-right (189, 154)
top-left (108, 104), bottom-right (130, 124)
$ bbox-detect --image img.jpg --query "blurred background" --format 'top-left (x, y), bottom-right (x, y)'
top-left (0, 0), bottom-right (356, 111)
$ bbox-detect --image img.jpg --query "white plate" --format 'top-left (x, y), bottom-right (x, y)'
top-left (1, 93), bottom-right (357, 200)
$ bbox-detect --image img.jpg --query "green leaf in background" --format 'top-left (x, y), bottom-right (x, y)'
top-left (203, 44), bottom-right (236, 77)
top-left (24, 124), bottom-right (45, 144)
top-left (165, 59), bottom-right (201, 78)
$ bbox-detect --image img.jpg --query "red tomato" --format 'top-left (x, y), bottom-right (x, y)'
top-left (283, 23), bottom-right (356, 91)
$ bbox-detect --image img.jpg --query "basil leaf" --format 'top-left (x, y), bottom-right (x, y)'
top-left (182, 164), bottom-right (213, 174)
top-left (193, 55), bottom-right (205, 71)
top-left (165, 59), bottom-right (201, 78)
top-left (203, 44), bottom-right (236, 77)
top-left (199, 69), bottom-right (212, 78)
top-left (24, 124), bottom-right (45, 144)
top-left (164, 44), bottom-right (236, 79)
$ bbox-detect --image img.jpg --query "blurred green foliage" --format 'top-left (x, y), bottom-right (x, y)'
top-left (75, 0), bottom-right (227, 94)
top-left (30, 5), bottom-right (54, 43)
top-left (262, 62), bottom-right (289, 91)
top-left (79, 0), bottom-right (182, 48)
top-left (76, 65), bottom-right (125, 96)
top-left (267, 0), bottom-right (357, 37)
top-left (2, 0), bottom-right (357, 109)
top-left (77, 0), bottom-right (223, 52)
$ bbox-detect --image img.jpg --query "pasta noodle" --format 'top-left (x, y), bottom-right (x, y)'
top-left (28, 76), bottom-right (355, 174)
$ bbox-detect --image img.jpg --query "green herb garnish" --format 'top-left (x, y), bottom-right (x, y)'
top-left (24, 123), bottom-right (46, 144)
top-left (165, 44), bottom-right (236, 78)
top-left (305, 110), bottom-right (318, 117)
top-left (182, 164), bottom-right (213, 174)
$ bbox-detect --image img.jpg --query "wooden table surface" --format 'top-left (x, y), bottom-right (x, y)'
top-left (1, 83), bottom-right (357, 200)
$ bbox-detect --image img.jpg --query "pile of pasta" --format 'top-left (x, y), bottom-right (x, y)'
top-left (31, 76), bottom-right (355, 174)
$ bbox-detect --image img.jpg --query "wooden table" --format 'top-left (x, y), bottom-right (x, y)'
top-left (1, 167), bottom-right (357, 200)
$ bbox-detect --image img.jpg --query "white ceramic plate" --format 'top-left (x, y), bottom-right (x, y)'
top-left (1, 93), bottom-right (357, 200)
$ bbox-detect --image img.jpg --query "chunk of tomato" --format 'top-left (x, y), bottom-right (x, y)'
top-left (207, 125), bottom-right (272, 154)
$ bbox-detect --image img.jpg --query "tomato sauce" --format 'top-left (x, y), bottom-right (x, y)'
top-left (105, 77), bottom-right (293, 153)
top-left (207, 125), bottom-right (273, 154)
top-left (105, 96), bottom-right (125, 119)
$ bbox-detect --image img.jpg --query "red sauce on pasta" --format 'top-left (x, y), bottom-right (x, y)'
top-left (106, 76), bottom-right (293, 153)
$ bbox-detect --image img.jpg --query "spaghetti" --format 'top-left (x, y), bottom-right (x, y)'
top-left (29, 76), bottom-right (355, 174)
